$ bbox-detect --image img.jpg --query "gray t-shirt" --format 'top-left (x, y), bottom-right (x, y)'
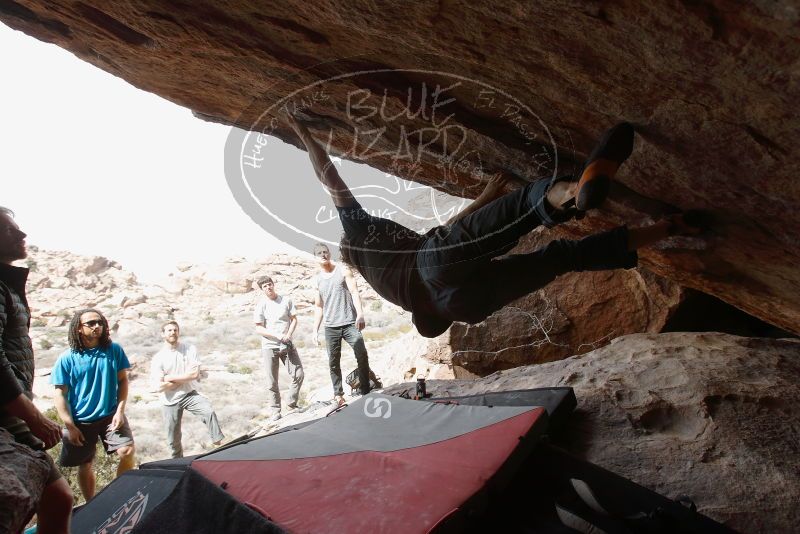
top-left (316, 265), bottom-right (357, 328)
top-left (253, 295), bottom-right (297, 349)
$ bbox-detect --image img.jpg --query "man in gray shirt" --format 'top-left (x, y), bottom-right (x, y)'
top-left (254, 276), bottom-right (304, 420)
top-left (312, 243), bottom-right (371, 405)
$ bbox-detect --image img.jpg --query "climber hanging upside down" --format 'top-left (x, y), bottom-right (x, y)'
top-left (287, 116), bottom-right (706, 338)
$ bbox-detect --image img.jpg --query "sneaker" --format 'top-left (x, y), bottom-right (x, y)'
top-left (268, 412), bottom-right (282, 422)
top-left (286, 402), bottom-right (298, 410)
top-left (334, 395), bottom-right (345, 407)
top-left (575, 122), bottom-right (635, 211)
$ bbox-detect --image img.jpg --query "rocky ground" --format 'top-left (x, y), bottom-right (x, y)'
top-left (383, 332), bottom-right (800, 533)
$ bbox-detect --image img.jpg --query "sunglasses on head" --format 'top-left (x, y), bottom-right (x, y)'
top-left (82, 320), bottom-right (104, 328)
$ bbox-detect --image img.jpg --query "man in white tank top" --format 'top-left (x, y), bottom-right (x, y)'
top-left (312, 243), bottom-right (371, 406)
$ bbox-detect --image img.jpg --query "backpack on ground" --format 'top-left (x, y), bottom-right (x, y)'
top-left (345, 368), bottom-right (382, 394)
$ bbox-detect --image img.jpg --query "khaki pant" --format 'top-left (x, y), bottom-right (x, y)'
top-left (262, 343), bottom-right (304, 414)
top-left (162, 391), bottom-right (224, 458)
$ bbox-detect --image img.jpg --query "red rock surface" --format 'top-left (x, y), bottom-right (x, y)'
top-left (2, 1), bottom-right (798, 339)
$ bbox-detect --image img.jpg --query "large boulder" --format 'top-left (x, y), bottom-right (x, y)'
top-left (149, 276), bottom-right (188, 296)
top-left (1, 2), bottom-right (797, 337)
top-left (385, 333), bottom-right (800, 533)
top-left (203, 262), bottom-right (260, 294)
top-left (83, 256), bottom-right (112, 275)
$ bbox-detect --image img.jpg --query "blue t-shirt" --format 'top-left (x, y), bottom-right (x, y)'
top-left (51, 342), bottom-right (130, 423)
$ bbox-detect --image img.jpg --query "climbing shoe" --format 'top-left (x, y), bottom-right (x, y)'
top-left (575, 122), bottom-right (635, 211)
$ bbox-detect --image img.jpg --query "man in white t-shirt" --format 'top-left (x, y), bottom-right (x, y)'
top-left (253, 275), bottom-right (304, 421)
top-left (150, 321), bottom-right (224, 458)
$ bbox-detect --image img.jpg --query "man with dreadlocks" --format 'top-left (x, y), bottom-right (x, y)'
top-left (52, 308), bottom-right (135, 501)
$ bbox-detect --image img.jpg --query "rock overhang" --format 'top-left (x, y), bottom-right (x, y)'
top-left (2, 1), bottom-right (798, 334)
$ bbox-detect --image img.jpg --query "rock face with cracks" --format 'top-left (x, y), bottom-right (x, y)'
top-left (385, 332), bottom-right (800, 534)
top-left (1, 1), bottom-right (798, 342)
top-left (446, 228), bottom-right (686, 375)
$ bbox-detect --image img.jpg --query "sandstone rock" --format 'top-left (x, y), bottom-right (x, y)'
top-left (72, 273), bottom-right (97, 290)
top-left (36, 287), bottom-right (84, 308)
top-left (31, 304), bottom-right (57, 318)
top-left (141, 285), bottom-right (164, 299)
top-left (204, 263), bottom-right (262, 294)
top-left (46, 316), bottom-right (66, 328)
top-left (26, 273), bottom-right (49, 289)
top-left (122, 307), bottom-right (141, 320)
top-left (175, 262), bottom-right (193, 272)
top-left (114, 319), bottom-right (150, 339)
top-left (94, 283), bottom-right (112, 295)
top-left (33, 337), bottom-right (53, 350)
top-left (386, 333), bottom-right (800, 533)
top-left (6, 1), bottom-right (798, 336)
top-left (72, 256), bottom-right (108, 275)
top-left (53, 264), bottom-right (74, 279)
top-left (103, 268), bottom-right (137, 287)
top-left (155, 277), bottom-right (189, 296)
top-left (48, 276), bottom-right (71, 290)
top-left (120, 293), bottom-right (147, 308)
top-left (210, 279), bottom-right (253, 295)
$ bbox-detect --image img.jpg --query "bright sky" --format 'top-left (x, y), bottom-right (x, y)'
top-left (1, 22), bottom-right (307, 281)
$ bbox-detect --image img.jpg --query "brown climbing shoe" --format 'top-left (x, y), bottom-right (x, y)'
top-left (575, 122), bottom-right (635, 211)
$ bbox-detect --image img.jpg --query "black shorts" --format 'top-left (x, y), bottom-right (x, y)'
top-left (59, 413), bottom-right (134, 467)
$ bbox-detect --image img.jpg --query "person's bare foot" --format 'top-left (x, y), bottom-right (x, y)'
top-left (334, 395), bottom-right (346, 407)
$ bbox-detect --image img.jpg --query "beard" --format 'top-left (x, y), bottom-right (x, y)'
top-left (5, 242), bottom-right (27, 261)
